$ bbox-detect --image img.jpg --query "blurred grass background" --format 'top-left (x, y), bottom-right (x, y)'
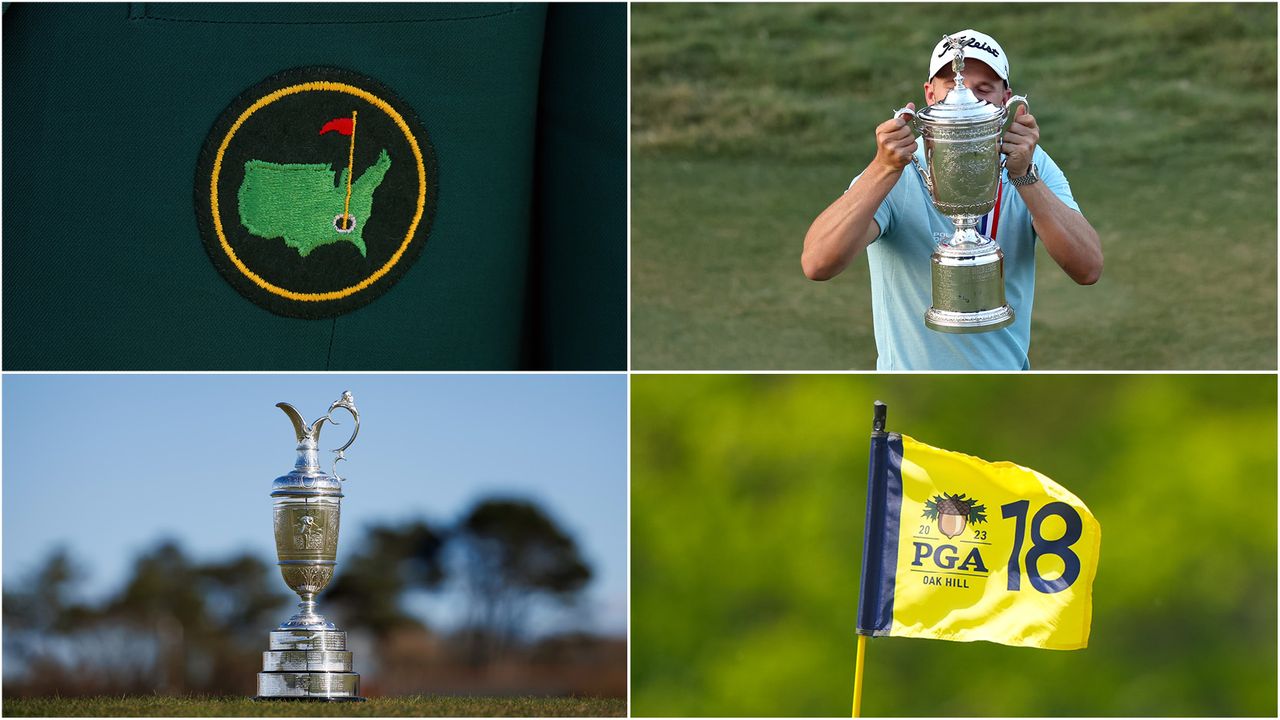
top-left (1, 695), bottom-right (625, 717)
top-left (630, 374), bottom-right (1277, 716)
top-left (631, 3), bottom-right (1277, 369)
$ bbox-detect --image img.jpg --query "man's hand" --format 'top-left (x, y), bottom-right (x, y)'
top-left (1001, 106), bottom-right (1039, 177)
top-left (874, 102), bottom-right (918, 172)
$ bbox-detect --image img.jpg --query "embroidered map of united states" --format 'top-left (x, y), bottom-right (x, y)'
top-left (237, 149), bottom-right (391, 257)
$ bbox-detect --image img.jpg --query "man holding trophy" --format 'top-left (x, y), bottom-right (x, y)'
top-left (802, 30), bottom-right (1102, 370)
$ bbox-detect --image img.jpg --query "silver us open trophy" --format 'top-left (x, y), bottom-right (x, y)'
top-left (895, 35), bottom-right (1028, 333)
top-left (255, 391), bottom-right (364, 701)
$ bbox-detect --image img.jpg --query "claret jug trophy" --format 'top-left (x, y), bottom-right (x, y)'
top-left (255, 391), bottom-right (364, 701)
top-left (895, 35), bottom-right (1029, 333)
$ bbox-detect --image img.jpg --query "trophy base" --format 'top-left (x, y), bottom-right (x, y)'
top-left (256, 628), bottom-right (361, 700)
top-left (256, 670), bottom-right (361, 699)
top-left (924, 305), bottom-right (1015, 333)
top-left (268, 629), bottom-right (347, 651)
top-left (926, 232), bottom-right (1013, 334)
top-left (263, 650), bottom-right (353, 672)
top-left (254, 696), bottom-right (366, 703)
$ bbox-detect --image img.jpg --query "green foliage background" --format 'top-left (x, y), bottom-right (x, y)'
top-left (630, 3), bottom-right (1277, 369)
top-left (630, 375), bottom-right (1277, 716)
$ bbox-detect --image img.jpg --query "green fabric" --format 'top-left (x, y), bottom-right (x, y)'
top-left (238, 150), bottom-right (391, 258)
top-left (2, 2), bottom-right (625, 370)
top-left (529, 3), bottom-right (628, 370)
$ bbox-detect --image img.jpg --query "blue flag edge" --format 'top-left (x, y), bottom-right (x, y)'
top-left (856, 432), bottom-right (903, 636)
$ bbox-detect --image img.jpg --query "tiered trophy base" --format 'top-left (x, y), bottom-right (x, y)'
top-left (255, 629), bottom-right (364, 701)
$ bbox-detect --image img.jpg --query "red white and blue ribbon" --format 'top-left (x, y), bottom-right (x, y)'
top-left (977, 176), bottom-right (1005, 241)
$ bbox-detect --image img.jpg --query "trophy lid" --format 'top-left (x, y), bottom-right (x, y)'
top-left (271, 456), bottom-right (344, 498)
top-left (270, 392), bottom-right (359, 498)
top-left (916, 34), bottom-right (1005, 126)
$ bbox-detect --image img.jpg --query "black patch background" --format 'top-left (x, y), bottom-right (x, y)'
top-left (195, 67), bottom-right (438, 319)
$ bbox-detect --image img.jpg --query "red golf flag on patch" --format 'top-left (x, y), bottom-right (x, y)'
top-left (319, 117), bottom-right (354, 136)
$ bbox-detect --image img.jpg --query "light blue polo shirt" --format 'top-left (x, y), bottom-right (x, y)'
top-left (851, 138), bottom-right (1080, 370)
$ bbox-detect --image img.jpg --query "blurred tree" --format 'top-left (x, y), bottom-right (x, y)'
top-left (455, 498), bottom-right (592, 663)
top-left (199, 554), bottom-right (289, 633)
top-left (4, 542), bottom-right (287, 696)
top-left (3, 547), bottom-right (92, 633)
top-left (105, 541), bottom-right (206, 693)
top-left (193, 553), bottom-right (290, 690)
top-left (2, 547), bottom-right (95, 682)
top-left (325, 520), bottom-right (447, 638)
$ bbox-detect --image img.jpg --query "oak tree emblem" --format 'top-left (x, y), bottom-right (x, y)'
top-left (922, 493), bottom-right (988, 538)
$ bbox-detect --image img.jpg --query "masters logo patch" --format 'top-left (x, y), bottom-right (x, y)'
top-left (195, 67), bottom-right (438, 318)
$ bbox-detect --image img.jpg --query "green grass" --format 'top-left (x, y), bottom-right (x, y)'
top-left (631, 2), bottom-right (1277, 369)
top-left (1, 695), bottom-right (626, 717)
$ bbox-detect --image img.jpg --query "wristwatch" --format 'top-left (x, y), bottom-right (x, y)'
top-left (1010, 162), bottom-right (1040, 187)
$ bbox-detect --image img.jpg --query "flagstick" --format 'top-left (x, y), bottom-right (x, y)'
top-left (342, 110), bottom-right (358, 229)
top-left (852, 633), bottom-right (867, 717)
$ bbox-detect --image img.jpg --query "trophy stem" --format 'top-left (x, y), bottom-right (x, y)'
top-left (296, 594), bottom-right (319, 621)
top-left (939, 215), bottom-right (992, 254)
top-left (279, 593), bottom-right (336, 631)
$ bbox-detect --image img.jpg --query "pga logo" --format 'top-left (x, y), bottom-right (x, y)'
top-left (912, 542), bottom-right (989, 573)
top-left (912, 492), bottom-right (990, 575)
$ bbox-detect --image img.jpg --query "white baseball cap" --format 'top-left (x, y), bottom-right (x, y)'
top-left (927, 30), bottom-right (1010, 84)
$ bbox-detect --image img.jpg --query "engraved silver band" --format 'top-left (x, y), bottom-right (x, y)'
top-left (263, 650), bottom-right (353, 672)
top-left (269, 630), bottom-right (347, 651)
top-left (256, 671), bottom-right (360, 698)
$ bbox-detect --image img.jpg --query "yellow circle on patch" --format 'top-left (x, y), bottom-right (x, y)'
top-left (209, 81), bottom-right (426, 302)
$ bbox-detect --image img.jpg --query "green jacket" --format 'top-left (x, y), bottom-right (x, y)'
top-left (2, 2), bottom-right (625, 369)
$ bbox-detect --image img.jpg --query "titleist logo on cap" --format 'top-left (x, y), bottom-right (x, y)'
top-left (938, 36), bottom-right (1001, 58)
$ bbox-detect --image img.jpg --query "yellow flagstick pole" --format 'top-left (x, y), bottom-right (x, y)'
top-left (852, 633), bottom-right (866, 717)
top-left (342, 110), bottom-right (358, 229)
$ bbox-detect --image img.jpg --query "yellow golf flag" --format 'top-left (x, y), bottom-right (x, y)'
top-left (857, 432), bottom-right (1101, 650)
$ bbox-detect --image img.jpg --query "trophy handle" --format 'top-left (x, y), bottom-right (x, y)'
top-left (322, 391), bottom-right (360, 482)
top-left (999, 96), bottom-right (1030, 170)
top-left (1002, 95), bottom-right (1030, 135)
top-left (892, 106), bottom-right (932, 195)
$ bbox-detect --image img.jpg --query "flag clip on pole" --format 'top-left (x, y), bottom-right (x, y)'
top-left (854, 400), bottom-right (889, 718)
